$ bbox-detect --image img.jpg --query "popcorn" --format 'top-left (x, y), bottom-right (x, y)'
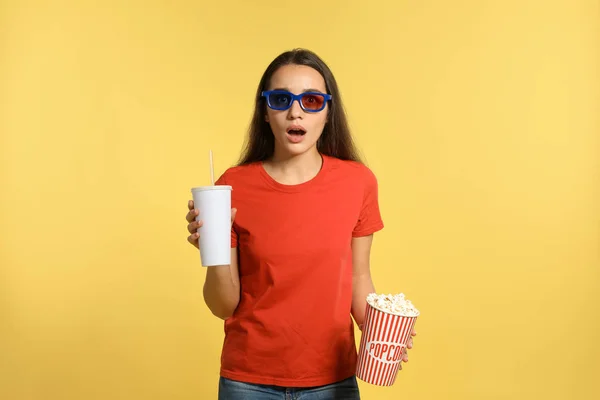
top-left (366, 293), bottom-right (420, 317)
top-left (357, 292), bottom-right (420, 385)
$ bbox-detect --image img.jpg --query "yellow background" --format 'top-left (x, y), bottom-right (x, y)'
top-left (1, 0), bottom-right (599, 399)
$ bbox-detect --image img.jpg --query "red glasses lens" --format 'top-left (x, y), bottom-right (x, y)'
top-left (301, 94), bottom-right (325, 110)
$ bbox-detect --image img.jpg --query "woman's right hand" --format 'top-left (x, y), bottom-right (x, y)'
top-left (186, 200), bottom-right (237, 249)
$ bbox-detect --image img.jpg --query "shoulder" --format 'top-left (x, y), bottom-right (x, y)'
top-left (326, 156), bottom-right (378, 185)
top-left (215, 163), bottom-right (259, 185)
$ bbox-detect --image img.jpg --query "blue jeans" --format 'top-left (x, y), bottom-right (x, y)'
top-left (218, 375), bottom-right (361, 400)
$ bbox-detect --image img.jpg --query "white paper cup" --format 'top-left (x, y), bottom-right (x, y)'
top-left (190, 185), bottom-right (232, 267)
top-left (356, 302), bottom-right (418, 386)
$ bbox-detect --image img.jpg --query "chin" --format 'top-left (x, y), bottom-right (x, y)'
top-left (284, 143), bottom-right (318, 157)
top-left (275, 135), bottom-right (318, 157)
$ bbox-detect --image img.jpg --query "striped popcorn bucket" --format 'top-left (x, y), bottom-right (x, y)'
top-left (356, 302), bottom-right (418, 386)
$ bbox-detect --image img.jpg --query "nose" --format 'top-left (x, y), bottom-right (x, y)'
top-left (287, 98), bottom-right (304, 119)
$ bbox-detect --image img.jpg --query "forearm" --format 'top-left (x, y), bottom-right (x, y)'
top-left (203, 265), bottom-right (240, 320)
top-left (351, 273), bottom-right (376, 330)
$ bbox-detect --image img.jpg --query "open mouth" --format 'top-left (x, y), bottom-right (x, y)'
top-left (286, 127), bottom-right (307, 136)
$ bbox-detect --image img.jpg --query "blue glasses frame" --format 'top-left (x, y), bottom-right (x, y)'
top-left (261, 90), bottom-right (332, 112)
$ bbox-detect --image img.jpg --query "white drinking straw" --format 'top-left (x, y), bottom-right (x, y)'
top-left (209, 149), bottom-right (215, 185)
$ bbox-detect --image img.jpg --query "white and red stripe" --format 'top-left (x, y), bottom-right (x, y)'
top-left (356, 303), bottom-right (418, 386)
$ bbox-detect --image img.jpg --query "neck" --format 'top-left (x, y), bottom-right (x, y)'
top-left (264, 148), bottom-right (323, 185)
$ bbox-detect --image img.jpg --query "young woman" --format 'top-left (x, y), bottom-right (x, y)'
top-left (185, 48), bottom-right (416, 399)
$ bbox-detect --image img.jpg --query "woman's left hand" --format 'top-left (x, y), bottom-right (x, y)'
top-left (399, 329), bottom-right (417, 369)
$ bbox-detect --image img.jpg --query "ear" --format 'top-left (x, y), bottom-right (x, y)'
top-left (265, 114), bottom-right (270, 123)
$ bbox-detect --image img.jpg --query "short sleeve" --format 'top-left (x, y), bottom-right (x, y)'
top-left (352, 167), bottom-right (384, 237)
top-left (215, 171), bottom-right (239, 248)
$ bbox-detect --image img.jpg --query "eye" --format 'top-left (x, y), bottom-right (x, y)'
top-left (302, 94), bottom-right (325, 110)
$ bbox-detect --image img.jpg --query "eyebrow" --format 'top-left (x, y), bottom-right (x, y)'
top-left (271, 87), bottom-right (326, 93)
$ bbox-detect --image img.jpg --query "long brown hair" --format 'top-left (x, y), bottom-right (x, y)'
top-left (237, 48), bottom-right (362, 165)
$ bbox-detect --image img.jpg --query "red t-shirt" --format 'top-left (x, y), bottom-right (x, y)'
top-left (214, 154), bottom-right (384, 387)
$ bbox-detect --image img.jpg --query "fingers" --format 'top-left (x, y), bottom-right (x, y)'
top-left (186, 205), bottom-right (199, 223)
top-left (186, 200), bottom-right (201, 249)
top-left (402, 336), bottom-right (414, 364)
top-left (400, 333), bottom-right (416, 367)
top-left (187, 233), bottom-right (199, 249)
top-left (186, 216), bottom-right (201, 248)
top-left (187, 203), bottom-right (236, 250)
top-left (187, 219), bottom-right (203, 234)
top-left (402, 347), bottom-right (409, 363)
